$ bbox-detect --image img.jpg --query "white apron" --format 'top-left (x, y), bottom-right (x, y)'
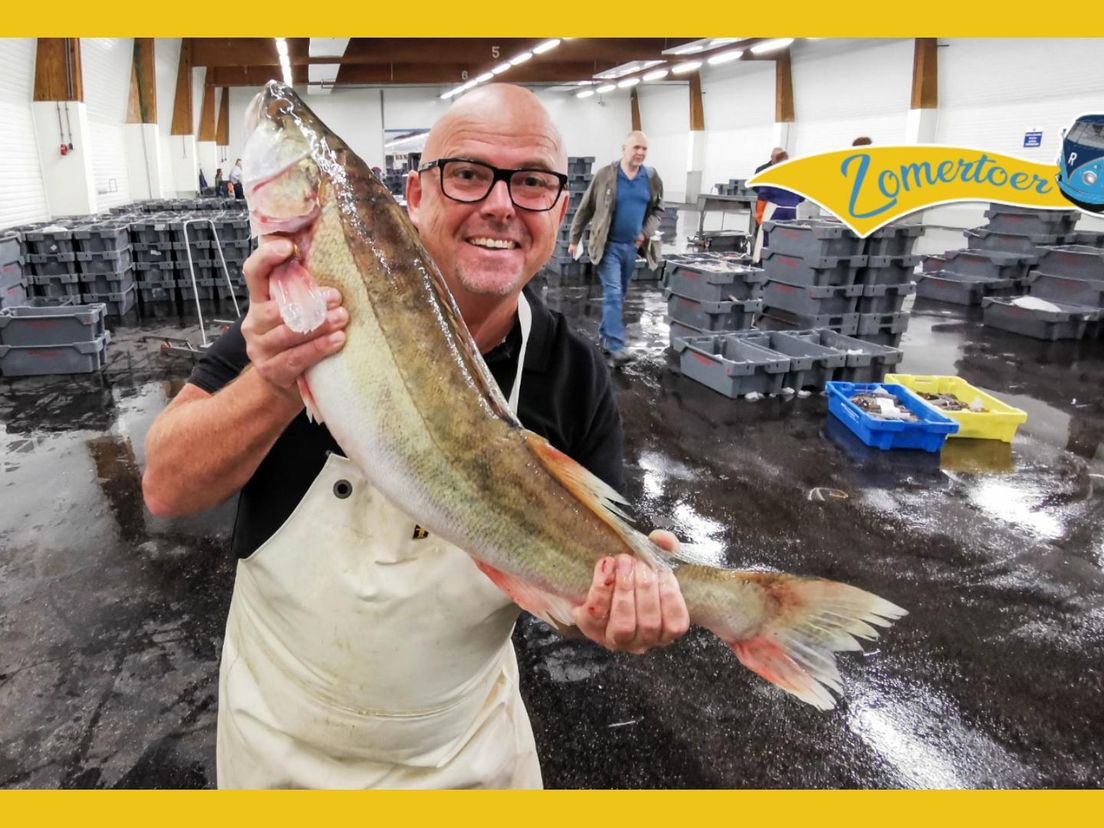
top-left (216, 296), bottom-right (543, 789)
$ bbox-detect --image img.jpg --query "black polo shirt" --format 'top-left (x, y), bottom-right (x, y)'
top-left (188, 283), bottom-right (625, 558)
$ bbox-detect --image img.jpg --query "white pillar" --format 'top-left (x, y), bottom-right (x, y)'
top-left (124, 123), bottom-right (164, 201)
top-left (906, 108), bottom-right (939, 144)
top-left (197, 140), bottom-right (218, 190)
top-left (31, 100), bottom-right (97, 218)
top-left (772, 122), bottom-right (794, 154)
top-left (685, 130), bottom-right (706, 204)
top-left (168, 134), bottom-right (199, 195)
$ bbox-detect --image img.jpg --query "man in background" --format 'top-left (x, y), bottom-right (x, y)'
top-left (569, 131), bottom-right (664, 366)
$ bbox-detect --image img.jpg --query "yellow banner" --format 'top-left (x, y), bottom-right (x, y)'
top-left (748, 146), bottom-right (1070, 236)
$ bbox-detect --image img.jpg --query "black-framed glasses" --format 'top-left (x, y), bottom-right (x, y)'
top-left (418, 158), bottom-right (568, 212)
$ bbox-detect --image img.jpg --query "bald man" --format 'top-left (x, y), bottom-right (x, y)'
top-left (143, 84), bottom-right (687, 789)
top-left (569, 131), bottom-right (664, 364)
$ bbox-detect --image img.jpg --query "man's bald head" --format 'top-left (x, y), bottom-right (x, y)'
top-left (621, 131), bottom-right (649, 171)
top-left (424, 84), bottom-right (566, 170)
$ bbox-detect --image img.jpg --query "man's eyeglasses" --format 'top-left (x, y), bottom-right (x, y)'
top-left (417, 158), bottom-right (568, 212)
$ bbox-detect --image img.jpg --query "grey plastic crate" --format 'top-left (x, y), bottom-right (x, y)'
top-left (1026, 272), bottom-right (1104, 308)
top-left (762, 219), bottom-right (865, 258)
top-left (857, 281), bottom-right (916, 314)
top-left (1069, 229), bottom-right (1104, 249)
top-left (673, 334), bottom-right (791, 397)
top-left (664, 262), bottom-right (766, 301)
top-left (77, 247), bottom-right (133, 275)
top-left (0, 232), bottom-right (20, 265)
top-left (0, 332), bottom-right (109, 377)
top-left (1033, 245), bottom-right (1104, 281)
top-left (29, 273), bottom-right (83, 299)
top-left (782, 328), bottom-right (903, 383)
top-left (177, 278), bottom-right (219, 301)
top-left (665, 289), bottom-right (761, 331)
top-left (27, 252), bottom-right (78, 277)
top-left (81, 284), bottom-right (138, 317)
top-left (1, 258), bottom-right (23, 291)
top-left (762, 280), bottom-right (861, 316)
top-left (916, 271), bottom-right (1017, 306)
top-left (0, 302), bottom-right (107, 346)
top-left (922, 254), bottom-right (946, 273)
top-left (855, 254), bottom-right (921, 286)
top-left (729, 330), bottom-right (848, 390)
top-left (863, 223), bottom-right (924, 258)
top-left (857, 312), bottom-right (909, 336)
top-left (983, 207), bottom-right (1079, 237)
top-left (1, 278), bottom-right (28, 310)
top-left (71, 224), bottom-right (130, 253)
top-left (760, 307), bottom-right (860, 335)
top-left (79, 268), bottom-right (136, 296)
top-left (982, 297), bottom-right (1100, 340)
top-left (760, 248), bottom-right (865, 287)
top-left (23, 228), bottom-right (75, 256)
top-left (935, 249), bottom-right (1034, 282)
top-left (965, 227), bottom-right (1060, 254)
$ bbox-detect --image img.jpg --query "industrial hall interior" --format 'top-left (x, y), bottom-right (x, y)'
top-left (0, 36), bottom-right (1102, 790)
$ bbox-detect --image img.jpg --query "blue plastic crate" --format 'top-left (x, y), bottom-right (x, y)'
top-left (825, 381), bottom-right (958, 452)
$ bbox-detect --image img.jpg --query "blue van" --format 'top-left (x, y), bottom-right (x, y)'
top-left (1057, 114), bottom-right (1104, 213)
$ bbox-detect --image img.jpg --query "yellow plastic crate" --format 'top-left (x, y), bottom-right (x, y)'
top-left (883, 374), bottom-right (1027, 443)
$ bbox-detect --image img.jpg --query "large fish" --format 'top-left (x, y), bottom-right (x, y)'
top-left (241, 81), bottom-right (905, 710)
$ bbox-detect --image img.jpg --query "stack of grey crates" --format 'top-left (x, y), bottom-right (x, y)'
top-left (657, 206), bottom-right (679, 242)
top-left (713, 179), bottom-right (752, 197)
top-left (0, 301), bottom-right (109, 377)
top-left (672, 327), bottom-right (904, 399)
top-left (1, 231), bottom-right (26, 311)
top-left (982, 244), bottom-right (1104, 340)
top-left (918, 204), bottom-right (1081, 306)
top-left (662, 252), bottom-right (765, 347)
top-left (20, 223), bottom-right (135, 317)
top-left (759, 218), bottom-right (923, 347)
top-left (545, 156), bottom-right (595, 287)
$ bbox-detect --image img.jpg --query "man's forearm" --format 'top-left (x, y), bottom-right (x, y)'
top-left (142, 370), bottom-right (303, 517)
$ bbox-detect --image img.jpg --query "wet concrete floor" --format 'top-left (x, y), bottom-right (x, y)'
top-left (1, 287), bottom-right (1102, 788)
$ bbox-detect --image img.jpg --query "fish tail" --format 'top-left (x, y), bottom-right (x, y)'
top-left (681, 566), bottom-right (907, 710)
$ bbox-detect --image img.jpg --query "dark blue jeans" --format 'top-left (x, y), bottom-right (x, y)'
top-left (596, 240), bottom-right (637, 353)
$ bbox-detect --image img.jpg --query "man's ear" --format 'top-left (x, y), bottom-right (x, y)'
top-left (405, 170), bottom-right (423, 228)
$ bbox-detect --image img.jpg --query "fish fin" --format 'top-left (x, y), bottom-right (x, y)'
top-left (298, 376), bottom-right (324, 425)
top-left (682, 566), bottom-right (907, 710)
top-left (474, 560), bottom-right (577, 629)
top-left (521, 431), bottom-right (670, 572)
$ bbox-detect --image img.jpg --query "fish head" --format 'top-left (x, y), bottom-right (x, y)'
top-left (242, 81), bottom-right (330, 237)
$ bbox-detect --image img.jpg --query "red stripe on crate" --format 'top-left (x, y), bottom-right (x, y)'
top-left (775, 283), bottom-right (798, 293)
top-left (692, 353), bottom-right (713, 366)
top-left (781, 230), bottom-right (800, 238)
top-left (678, 297), bottom-right (700, 308)
top-left (779, 256), bottom-right (798, 267)
top-left (29, 350), bottom-right (62, 357)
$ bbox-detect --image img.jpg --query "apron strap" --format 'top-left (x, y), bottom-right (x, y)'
top-left (507, 292), bottom-right (532, 416)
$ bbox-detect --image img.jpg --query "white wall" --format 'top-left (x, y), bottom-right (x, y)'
top-left (155, 37), bottom-right (181, 197)
top-left (82, 37), bottom-right (133, 209)
top-left (701, 60), bottom-right (777, 191)
top-left (0, 38), bottom-right (51, 228)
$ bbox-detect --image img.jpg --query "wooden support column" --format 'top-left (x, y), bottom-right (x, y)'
top-left (216, 86), bottom-right (230, 146)
top-left (911, 37), bottom-right (938, 110)
top-left (630, 87), bottom-right (641, 132)
top-left (34, 38), bottom-right (83, 102)
top-left (171, 38), bottom-right (194, 136)
top-left (688, 71), bottom-right (705, 131)
top-left (198, 82), bottom-right (217, 142)
top-left (775, 49), bottom-right (794, 124)
top-left (130, 38), bottom-right (157, 124)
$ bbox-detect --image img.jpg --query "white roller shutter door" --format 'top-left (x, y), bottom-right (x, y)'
top-left (0, 39), bottom-right (50, 229)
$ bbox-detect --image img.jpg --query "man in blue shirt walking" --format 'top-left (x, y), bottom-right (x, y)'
top-left (569, 131), bottom-right (664, 365)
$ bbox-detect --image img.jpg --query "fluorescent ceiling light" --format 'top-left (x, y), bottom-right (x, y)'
top-left (576, 89), bottom-right (595, 99)
top-left (708, 38), bottom-right (742, 47)
top-left (509, 51), bottom-right (533, 66)
top-left (750, 37), bottom-right (794, 54)
top-left (707, 49), bottom-right (744, 65)
top-left (667, 43), bottom-right (705, 56)
top-left (617, 77), bottom-right (640, 89)
top-left (491, 63), bottom-right (512, 75)
top-left (475, 72), bottom-right (494, 83)
top-left (595, 83), bottom-right (616, 94)
top-left (275, 39), bottom-right (289, 59)
top-left (592, 59), bottom-right (665, 81)
top-left (642, 68), bottom-right (669, 82)
top-left (532, 39), bottom-right (561, 55)
top-left (670, 61), bottom-right (702, 75)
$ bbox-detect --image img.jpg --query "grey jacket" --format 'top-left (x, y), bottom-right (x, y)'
top-left (569, 162), bottom-right (664, 269)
